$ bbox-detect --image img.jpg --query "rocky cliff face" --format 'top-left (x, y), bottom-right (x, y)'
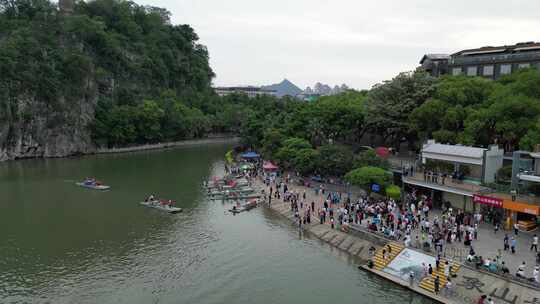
top-left (0, 80), bottom-right (98, 161)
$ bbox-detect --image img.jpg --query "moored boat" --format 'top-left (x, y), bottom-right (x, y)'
top-left (228, 199), bottom-right (259, 213)
top-left (139, 200), bottom-right (182, 214)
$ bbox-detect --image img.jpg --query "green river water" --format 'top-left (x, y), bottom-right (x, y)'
top-left (0, 144), bottom-right (434, 304)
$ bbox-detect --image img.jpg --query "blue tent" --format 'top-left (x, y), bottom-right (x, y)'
top-left (241, 151), bottom-right (260, 159)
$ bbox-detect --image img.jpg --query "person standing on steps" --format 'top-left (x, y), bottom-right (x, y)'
top-left (434, 276), bottom-right (440, 295)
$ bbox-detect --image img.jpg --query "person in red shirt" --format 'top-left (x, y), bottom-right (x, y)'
top-left (477, 294), bottom-right (487, 304)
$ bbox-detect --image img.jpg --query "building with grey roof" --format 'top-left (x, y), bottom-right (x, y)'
top-left (418, 54), bottom-right (449, 77)
top-left (448, 41), bottom-right (540, 79)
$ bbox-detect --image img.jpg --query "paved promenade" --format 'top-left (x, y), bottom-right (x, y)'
top-left (254, 176), bottom-right (540, 304)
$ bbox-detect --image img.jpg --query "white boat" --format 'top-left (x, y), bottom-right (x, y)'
top-left (139, 201), bottom-right (182, 214)
top-left (76, 182), bottom-right (111, 190)
top-left (228, 199), bottom-right (258, 213)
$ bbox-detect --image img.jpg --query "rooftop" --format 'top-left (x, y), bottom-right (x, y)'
top-left (419, 54), bottom-right (450, 64)
top-left (422, 142), bottom-right (486, 159)
top-left (452, 41), bottom-right (540, 57)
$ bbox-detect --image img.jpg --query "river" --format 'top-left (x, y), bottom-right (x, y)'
top-left (0, 144), bottom-right (434, 304)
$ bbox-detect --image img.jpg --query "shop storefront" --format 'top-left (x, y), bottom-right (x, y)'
top-left (502, 200), bottom-right (540, 231)
top-left (473, 194), bottom-right (504, 224)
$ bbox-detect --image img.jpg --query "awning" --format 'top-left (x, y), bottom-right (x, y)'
top-left (241, 151), bottom-right (260, 159)
top-left (263, 162), bottom-right (279, 171)
top-left (503, 200), bottom-right (540, 215)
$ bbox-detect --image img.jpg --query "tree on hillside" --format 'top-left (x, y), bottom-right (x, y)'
top-left (520, 119), bottom-right (540, 151)
top-left (410, 76), bottom-right (495, 144)
top-left (275, 137), bottom-right (317, 174)
top-left (354, 150), bottom-right (389, 169)
top-left (316, 144), bottom-right (354, 176)
top-left (365, 71), bottom-right (436, 149)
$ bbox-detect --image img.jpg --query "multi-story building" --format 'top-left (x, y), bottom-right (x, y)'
top-left (448, 41), bottom-right (540, 79)
top-left (418, 54), bottom-right (449, 77)
top-left (214, 87), bottom-right (277, 98)
top-left (394, 140), bottom-right (540, 231)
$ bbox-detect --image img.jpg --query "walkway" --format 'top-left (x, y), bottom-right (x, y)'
top-left (264, 174), bottom-right (540, 283)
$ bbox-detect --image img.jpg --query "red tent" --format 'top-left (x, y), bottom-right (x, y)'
top-left (375, 147), bottom-right (390, 158)
top-left (263, 162), bottom-right (279, 171)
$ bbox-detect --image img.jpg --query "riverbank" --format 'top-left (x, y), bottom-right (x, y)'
top-left (0, 135), bottom-right (240, 162)
top-left (254, 177), bottom-right (540, 304)
top-left (95, 136), bottom-right (239, 155)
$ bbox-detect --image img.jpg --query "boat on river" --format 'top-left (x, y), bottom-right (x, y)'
top-left (139, 200), bottom-right (182, 214)
top-left (210, 192), bottom-right (261, 201)
top-left (76, 179), bottom-right (110, 190)
top-left (229, 199), bottom-right (258, 214)
top-left (204, 177), bottom-right (250, 189)
top-left (208, 187), bottom-right (255, 197)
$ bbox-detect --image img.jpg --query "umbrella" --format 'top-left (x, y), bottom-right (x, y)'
top-left (263, 162), bottom-right (279, 171)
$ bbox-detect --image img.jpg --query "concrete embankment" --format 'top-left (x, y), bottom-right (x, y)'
top-left (265, 196), bottom-right (383, 261)
top-left (96, 136), bottom-right (239, 155)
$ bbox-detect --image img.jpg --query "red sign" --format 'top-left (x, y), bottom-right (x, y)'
top-left (473, 195), bottom-right (503, 207)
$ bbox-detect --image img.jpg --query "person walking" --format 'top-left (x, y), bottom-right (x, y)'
top-left (503, 234), bottom-right (509, 251)
top-left (444, 277), bottom-right (453, 296)
top-left (514, 222), bottom-right (519, 235)
top-left (511, 237), bottom-right (517, 254)
top-left (444, 261), bottom-right (450, 278)
top-left (531, 234), bottom-right (538, 252)
top-left (434, 276), bottom-right (440, 295)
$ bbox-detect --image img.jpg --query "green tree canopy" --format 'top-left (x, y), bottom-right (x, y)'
top-left (345, 166), bottom-right (391, 194)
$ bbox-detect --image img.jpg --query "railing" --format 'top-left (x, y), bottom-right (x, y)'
top-left (403, 172), bottom-right (486, 193)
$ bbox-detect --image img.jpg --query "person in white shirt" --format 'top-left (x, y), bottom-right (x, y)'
top-left (534, 266), bottom-right (539, 283)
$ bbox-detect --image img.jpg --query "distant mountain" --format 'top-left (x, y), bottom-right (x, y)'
top-left (305, 82), bottom-right (350, 96)
top-left (262, 79), bottom-right (303, 98)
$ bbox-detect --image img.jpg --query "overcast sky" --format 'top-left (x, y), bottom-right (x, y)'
top-left (138, 0), bottom-right (540, 90)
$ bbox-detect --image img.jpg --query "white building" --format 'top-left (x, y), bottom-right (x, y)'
top-left (214, 87), bottom-right (277, 98)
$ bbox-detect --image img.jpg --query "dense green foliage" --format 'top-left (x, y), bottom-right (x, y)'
top-left (345, 166), bottom-right (392, 195)
top-left (385, 185), bottom-right (401, 200)
top-left (0, 0), bottom-right (250, 148)
top-left (4, 0), bottom-right (540, 167)
top-left (242, 69), bottom-right (540, 183)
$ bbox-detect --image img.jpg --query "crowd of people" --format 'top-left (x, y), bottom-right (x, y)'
top-left (260, 170), bottom-right (540, 289)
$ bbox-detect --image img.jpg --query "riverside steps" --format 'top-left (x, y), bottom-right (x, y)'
top-left (253, 176), bottom-right (540, 304)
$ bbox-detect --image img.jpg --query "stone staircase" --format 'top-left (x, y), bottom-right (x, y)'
top-left (372, 242), bottom-right (405, 270)
top-left (419, 259), bottom-right (460, 293)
